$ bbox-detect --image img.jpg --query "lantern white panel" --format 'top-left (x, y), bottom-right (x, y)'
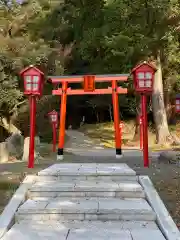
top-left (25, 76), bottom-right (31, 83)
top-left (139, 80), bottom-right (145, 88)
top-left (145, 72), bottom-right (152, 79)
top-left (32, 84), bottom-right (38, 91)
top-left (176, 100), bottom-right (180, 105)
top-left (26, 83), bottom-right (31, 90)
top-left (25, 76), bottom-right (32, 90)
top-left (32, 76), bottom-right (39, 91)
top-left (33, 76), bottom-right (39, 83)
top-left (176, 105), bottom-right (180, 110)
top-left (51, 115), bottom-right (57, 122)
top-left (137, 72), bottom-right (144, 79)
top-left (145, 80), bottom-right (151, 88)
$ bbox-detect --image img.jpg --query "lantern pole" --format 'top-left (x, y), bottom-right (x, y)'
top-left (141, 94), bottom-right (149, 167)
top-left (52, 123), bottom-right (57, 152)
top-left (112, 80), bottom-right (122, 158)
top-left (139, 116), bottom-right (143, 150)
top-left (28, 95), bottom-right (36, 168)
top-left (57, 81), bottom-right (68, 160)
top-left (139, 97), bottom-right (143, 150)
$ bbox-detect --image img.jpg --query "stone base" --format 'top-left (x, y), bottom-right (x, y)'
top-left (57, 155), bottom-right (63, 161)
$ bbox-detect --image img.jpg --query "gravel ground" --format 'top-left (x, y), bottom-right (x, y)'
top-left (0, 151), bottom-right (180, 228)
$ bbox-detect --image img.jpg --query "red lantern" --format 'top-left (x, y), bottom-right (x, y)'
top-left (131, 61), bottom-right (157, 168)
top-left (132, 62), bottom-right (156, 93)
top-left (19, 65), bottom-right (45, 168)
top-left (119, 121), bottom-right (123, 129)
top-left (20, 65), bottom-right (44, 96)
top-left (48, 110), bottom-right (58, 152)
top-left (48, 110), bottom-right (58, 124)
top-left (176, 94), bottom-right (180, 113)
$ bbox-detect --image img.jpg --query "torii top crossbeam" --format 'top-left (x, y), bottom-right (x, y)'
top-left (49, 74), bottom-right (129, 95)
top-left (49, 74), bottom-right (129, 83)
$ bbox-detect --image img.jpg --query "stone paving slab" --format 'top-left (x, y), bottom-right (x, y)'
top-left (16, 198), bottom-right (156, 221)
top-left (30, 181), bottom-right (76, 191)
top-left (68, 228), bottom-right (132, 240)
top-left (28, 191), bottom-right (145, 201)
top-left (16, 220), bottom-right (159, 230)
top-left (37, 175), bottom-right (138, 182)
top-left (1, 222), bottom-right (166, 240)
top-left (29, 191), bottom-right (145, 199)
top-left (38, 163), bottom-right (136, 176)
top-left (1, 222), bottom-right (69, 240)
top-left (16, 213), bottom-right (156, 221)
top-left (131, 229), bottom-right (166, 240)
top-left (30, 180), bottom-right (144, 193)
top-left (46, 198), bottom-right (98, 214)
top-left (68, 228), bottom-right (166, 240)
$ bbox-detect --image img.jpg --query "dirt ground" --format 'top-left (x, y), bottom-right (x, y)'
top-left (80, 121), bottom-right (180, 151)
top-left (0, 148), bottom-right (180, 229)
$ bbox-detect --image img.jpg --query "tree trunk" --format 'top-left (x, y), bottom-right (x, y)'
top-left (109, 104), bottom-right (113, 121)
top-left (96, 109), bottom-right (100, 123)
top-left (0, 117), bottom-right (21, 134)
top-left (133, 99), bottom-right (141, 141)
top-left (164, 89), bottom-right (173, 123)
top-left (133, 118), bottom-right (140, 141)
top-left (152, 52), bottom-right (171, 145)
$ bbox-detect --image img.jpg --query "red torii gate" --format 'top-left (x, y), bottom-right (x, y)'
top-left (49, 74), bottom-right (129, 160)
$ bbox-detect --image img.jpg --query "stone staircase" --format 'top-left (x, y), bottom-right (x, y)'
top-left (1, 163), bottom-right (171, 239)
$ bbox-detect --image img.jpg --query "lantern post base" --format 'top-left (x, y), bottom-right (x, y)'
top-left (116, 148), bottom-right (123, 159)
top-left (57, 148), bottom-right (64, 161)
top-left (57, 155), bottom-right (64, 161)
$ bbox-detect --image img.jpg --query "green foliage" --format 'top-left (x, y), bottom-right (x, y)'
top-left (1, 0), bottom-right (180, 123)
top-left (0, 0), bottom-right (64, 117)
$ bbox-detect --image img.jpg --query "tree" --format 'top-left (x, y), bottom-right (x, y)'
top-left (0, 0), bottom-right (69, 136)
top-left (93, 0), bottom-right (180, 144)
top-left (1, 0), bottom-right (180, 146)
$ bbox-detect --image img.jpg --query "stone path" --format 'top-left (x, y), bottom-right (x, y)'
top-left (65, 130), bottom-right (106, 151)
top-left (1, 163), bottom-right (171, 239)
top-left (65, 130), bottom-right (160, 158)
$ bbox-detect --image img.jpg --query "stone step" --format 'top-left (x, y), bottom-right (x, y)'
top-left (28, 180), bottom-right (145, 199)
top-left (37, 163), bottom-right (138, 181)
top-left (38, 175), bottom-right (138, 182)
top-left (38, 163), bottom-right (136, 180)
top-left (1, 221), bottom-right (166, 240)
top-left (17, 220), bottom-right (160, 230)
top-left (16, 198), bottom-right (156, 222)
